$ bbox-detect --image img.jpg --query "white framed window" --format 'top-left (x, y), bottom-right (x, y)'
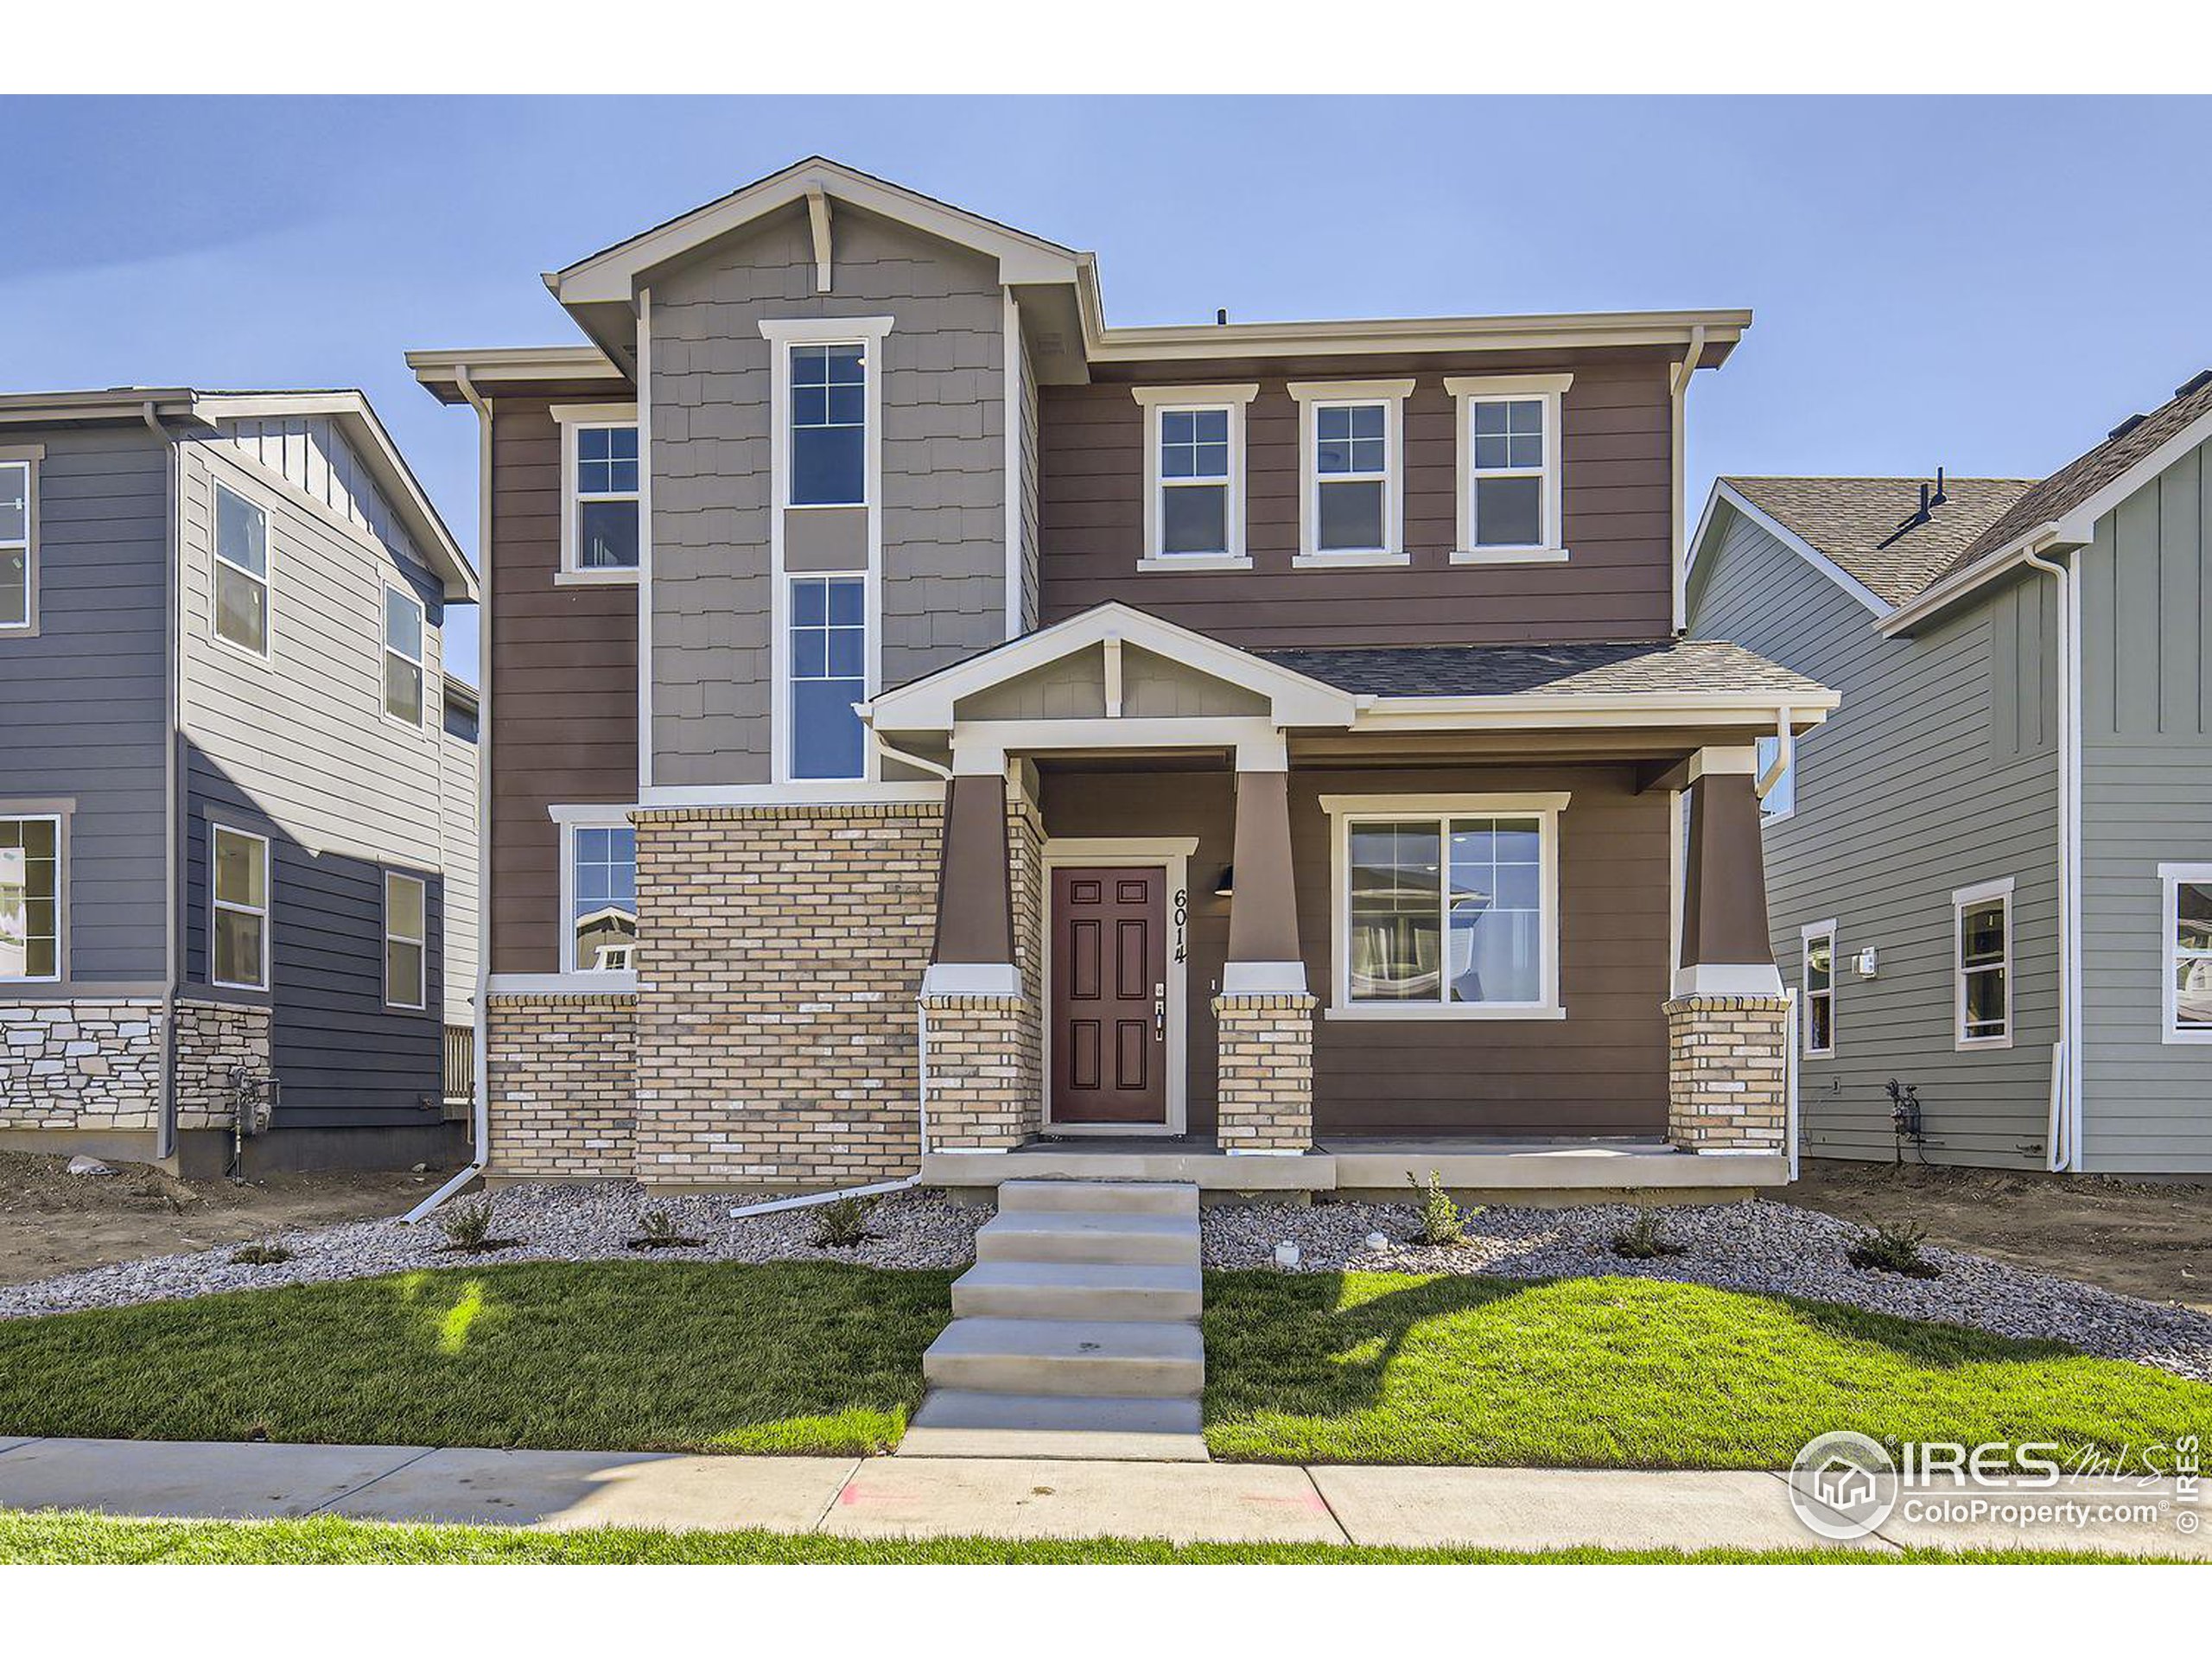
top-left (1290, 380), bottom-right (1412, 567)
top-left (1757, 734), bottom-right (1797, 823)
top-left (554, 406), bottom-right (641, 579)
top-left (560, 818), bottom-right (639, 977)
top-left (1801, 919), bottom-right (1836, 1057)
top-left (1953, 876), bottom-right (2013, 1050)
top-left (1320, 792), bottom-right (1569, 1020)
top-left (789, 575), bottom-right (868, 781)
top-left (2160, 862), bottom-right (2212, 1044)
top-left (383, 870), bottom-right (428, 1011)
top-left (788, 343), bottom-right (868, 507)
top-left (0, 813), bottom-right (61, 982)
top-left (212, 480), bottom-right (272, 658)
top-left (1446, 373), bottom-right (1571, 564)
top-left (210, 823), bottom-right (270, 992)
top-left (0, 450), bottom-right (37, 633)
top-left (1133, 385), bottom-right (1258, 570)
top-left (382, 582), bottom-right (427, 728)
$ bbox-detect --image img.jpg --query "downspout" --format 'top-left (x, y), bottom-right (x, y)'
top-left (406, 365), bottom-right (493, 1224)
top-left (1669, 325), bottom-right (1707, 636)
top-left (144, 402), bottom-right (181, 1165)
top-left (2023, 543), bottom-right (2082, 1171)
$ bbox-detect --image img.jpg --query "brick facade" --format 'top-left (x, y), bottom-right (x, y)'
top-left (1663, 994), bottom-right (1789, 1153)
top-left (1213, 992), bottom-right (1316, 1152)
top-left (486, 994), bottom-right (637, 1180)
top-left (174, 999), bottom-right (274, 1132)
top-left (0, 999), bottom-right (165, 1131)
top-left (920, 995), bottom-right (1037, 1148)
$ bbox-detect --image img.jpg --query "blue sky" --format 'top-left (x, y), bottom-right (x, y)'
top-left (4, 93), bottom-right (2209, 685)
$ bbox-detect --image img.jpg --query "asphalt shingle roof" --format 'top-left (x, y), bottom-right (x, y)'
top-left (1261, 638), bottom-right (1829, 702)
top-left (1723, 475), bottom-right (2035, 607)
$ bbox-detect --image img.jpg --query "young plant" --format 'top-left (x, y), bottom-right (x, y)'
top-left (1847, 1220), bottom-right (1940, 1279)
top-left (228, 1241), bottom-right (292, 1267)
top-left (1407, 1169), bottom-right (1471, 1248)
top-left (626, 1206), bottom-right (704, 1250)
top-left (811, 1193), bottom-right (881, 1249)
top-left (1610, 1211), bottom-right (1688, 1260)
top-left (440, 1197), bottom-right (504, 1254)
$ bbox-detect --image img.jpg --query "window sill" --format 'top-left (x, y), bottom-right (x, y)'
top-left (554, 568), bottom-right (642, 587)
top-left (1450, 546), bottom-right (1571, 566)
top-left (487, 971), bottom-right (638, 997)
top-left (1325, 1002), bottom-right (1567, 1023)
top-left (1803, 1048), bottom-right (1835, 1061)
top-left (1954, 1035), bottom-right (2013, 1052)
top-left (1293, 550), bottom-right (1409, 570)
top-left (1136, 554), bottom-right (1252, 574)
top-left (2162, 1027), bottom-right (2212, 1046)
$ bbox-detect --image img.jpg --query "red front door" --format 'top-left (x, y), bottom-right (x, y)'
top-left (1051, 866), bottom-right (1168, 1126)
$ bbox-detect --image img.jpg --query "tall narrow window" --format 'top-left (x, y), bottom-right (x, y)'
top-left (383, 584), bottom-right (426, 727)
top-left (1802, 923), bottom-right (1835, 1057)
top-left (1293, 381), bottom-right (1411, 563)
top-left (1757, 734), bottom-right (1796, 823)
top-left (0, 457), bottom-right (31, 631)
top-left (384, 870), bottom-right (427, 1011)
top-left (790, 344), bottom-right (867, 506)
top-left (571, 423), bottom-right (639, 571)
top-left (211, 824), bottom-right (270, 991)
top-left (1449, 375), bottom-right (1570, 563)
top-left (2161, 865), bottom-right (2212, 1042)
top-left (1954, 878), bottom-right (2012, 1049)
top-left (213, 482), bottom-right (270, 656)
top-left (1159, 408), bottom-right (1230, 555)
top-left (0, 815), bottom-right (60, 982)
top-left (789, 575), bottom-right (866, 780)
top-left (569, 825), bottom-right (638, 975)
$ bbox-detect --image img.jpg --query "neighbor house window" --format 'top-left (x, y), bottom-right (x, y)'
top-left (566, 823), bottom-right (638, 976)
top-left (567, 420), bottom-right (639, 573)
top-left (1802, 921), bottom-right (1836, 1057)
top-left (1291, 381), bottom-right (1412, 565)
top-left (1757, 734), bottom-right (1796, 823)
top-left (383, 583), bottom-right (426, 727)
top-left (384, 870), bottom-right (427, 1011)
top-left (2161, 864), bottom-right (2212, 1043)
top-left (790, 343), bottom-right (868, 507)
top-left (1448, 373), bottom-right (1570, 562)
top-left (1953, 877), bottom-right (2012, 1049)
top-left (0, 815), bottom-right (60, 982)
top-left (789, 575), bottom-right (866, 781)
top-left (1134, 385), bottom-right (1257, 567)
top-left (1323, 793), bottom-right (1567, 1018)
top-left (211, 823), bottom-right (270, 991)
top-left (213, 481), bottom-right (270, 656)
top-left (0, 455), bottom-right (34, 631)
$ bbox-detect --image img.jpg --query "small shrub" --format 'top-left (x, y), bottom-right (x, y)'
top-left (626, 1207), bottom-right (703, 1251)
top-left (811, 1193), bottom-right (881, 1249)
top-left (1407, 1170), bottom-right (1472, 1248)
top-left (1610, 1211), bottom-right (1688, 1260)
top-left (228, 1242), bottom-right (292, 1267)
top-left (1848, 1220), bottom-right (1940, 1279)
top-left (440, 1198), bottom-right (509, 1254)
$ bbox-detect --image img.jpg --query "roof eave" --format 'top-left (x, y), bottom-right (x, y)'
top-left (405, 346), bottom-right (629, 405)
top-left (1085, 308), bottom-right (1751, 365)
top-left (1878, 524), bottom-right (2073, 638)
top-left (1353, 690), bottom-right (1837, 734)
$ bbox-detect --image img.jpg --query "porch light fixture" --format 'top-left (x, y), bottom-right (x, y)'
top-left (1214, 866), bottom-right (1235, 897)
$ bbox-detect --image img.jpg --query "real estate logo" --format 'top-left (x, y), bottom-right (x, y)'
top-left (1789, 1431), bottom-right (1899, 1540)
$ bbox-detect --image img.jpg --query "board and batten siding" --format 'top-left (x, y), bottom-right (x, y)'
top-left (0, 427), bottom-right (171, 988)
top-left (1688, 505), bottom-right (2061, 1166)
top-left (1038, 353), bottom-right (1675, 649)
top-left (176, 433), bottom-right (452, 1124)
top-left (647, 200), bottom-right (1008, 786)
top-left (2075, 435), bottom-right (2212, 1173)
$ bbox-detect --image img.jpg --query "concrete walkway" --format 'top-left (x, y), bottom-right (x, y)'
top-left (0, 1438), bottom-right (2202, 1555)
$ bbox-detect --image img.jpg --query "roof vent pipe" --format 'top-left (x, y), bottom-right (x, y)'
top-left (1216, 308), bottom-right (1229, 325)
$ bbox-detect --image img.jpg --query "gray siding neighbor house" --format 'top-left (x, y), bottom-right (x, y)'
top-left (0, 387), bottom-right (480, 1174)
top-left (1688, 369), bottom-right (2212, 1175)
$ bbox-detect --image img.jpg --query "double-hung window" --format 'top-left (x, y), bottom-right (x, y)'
top-left (790, 344), bottom-right (868, 507)
top-left (566, 823), bottom-right (638, 976)
top-left (383, 584), bottom-right (426, 727)
top-left (1292, 381), bottom-right (1411, 565)
top-left (1802, 921), bottom-right (1836, 1057)
top-left (2161, 864), bottom-right (2212, 1042)
top-left (1135, 385), bottom-right (1256, 568)
top-left (0, 453), bottom-right (34, 632)
top-left (1447, 374), bottom-right (1570, 563)
top-left (0, 814), bottom-right (60, 982)
top-left (213, 481), bottom-right (271, 656)
top-left (565, 418), bottom-right (640, 574)
top-left (789, 575), bottom-right (867, 781)
top-left (384, 871), bottom-right (427, 1011)
top-left (1324, 793), bottom-right (1567, 1018)
top-left (1953, 877), bottom-right (2012, 1049)
top-left (211, 823), bottom-right (270, 992)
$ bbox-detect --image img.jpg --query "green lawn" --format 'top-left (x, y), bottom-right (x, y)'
top-left (0, 1513), bottom-right (2168, 1565)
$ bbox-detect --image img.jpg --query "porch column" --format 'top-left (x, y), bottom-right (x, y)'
top-left (1214, 759), bottom-right (1315, 1155)
top-left (919, 771), bottom-right (1037, 1153)
top-left (1667, 752), bottom-right (1789, 1157)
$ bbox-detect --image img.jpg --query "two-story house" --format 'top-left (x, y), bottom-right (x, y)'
top-left (1688, 371), bottom-right (2212, 1177)
top-left (411, 157), bottom-right (1831, 1203)
top-left (0, 386), bottom-right (480, 1175)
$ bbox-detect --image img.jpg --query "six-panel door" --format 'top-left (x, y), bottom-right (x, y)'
top-left (1050, 866), bottom-right (1167, 1125)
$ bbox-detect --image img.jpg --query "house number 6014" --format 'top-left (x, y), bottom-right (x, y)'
top-left (1173, 887), bottom-right (1188, 963)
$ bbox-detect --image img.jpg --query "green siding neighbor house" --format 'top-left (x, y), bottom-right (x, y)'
top-left (1688, 371), bottom-right (2212, 1175)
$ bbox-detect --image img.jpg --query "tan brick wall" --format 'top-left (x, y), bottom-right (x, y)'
top-left (174, 999), bottom-right (274, 1132)
top-left (631, 803), bottom-right (941, 1190)
top-left (0, 1000), bottom-right (165, 1131)
top-left (486, 995), bottom-right (637, 1179)
top-left (1665, 995), bottom-right (1789, 1153)
top-left (921, 995), bottom-right (1038, 1148)
top-left (1214, 992), bottom-right (1315, 1153)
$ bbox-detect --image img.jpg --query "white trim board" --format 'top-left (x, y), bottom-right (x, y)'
top-left (1688, 480), bottom-right (1892, 620)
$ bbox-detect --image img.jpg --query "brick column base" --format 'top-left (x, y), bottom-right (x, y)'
top-left (1664, 994), bottom-right (1789, 1153)
top-left (175, 1000), bottom-right (274, 1131)
top-left (921, 995), bottom-right (1039, 1150)
top-left (486, 995), bottom-right (637, 1180)
top-left (1213, 992), bottom-right (1315, 1153)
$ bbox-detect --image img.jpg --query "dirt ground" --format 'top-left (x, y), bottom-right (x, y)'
top-left (0, 1152), bottom-right (440, 1287)
top-left (1787, 1159), bottom-right (2212, 1313)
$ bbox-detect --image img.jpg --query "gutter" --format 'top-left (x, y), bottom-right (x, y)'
top-left (143, 402), bottom-right (182, 1164)
top-left (2022, 542), bottom-right (2084, 1172)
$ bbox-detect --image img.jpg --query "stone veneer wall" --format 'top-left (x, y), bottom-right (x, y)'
top-left (1663, 995), bottom-right (1789, 1153)
top-left (1213, 992), bottom-right (1316, 1153)
top-left (631, 803), bottom-right (943, 1190)
top-left (174, 1000), bottom-right (274, 1131)
top-left (0, 1000), bottom-right (165, 1130)
top-left (486, 995), bottom-right (637, 1180)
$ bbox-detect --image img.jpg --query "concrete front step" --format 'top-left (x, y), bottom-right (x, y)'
top-left (899, 1390), bottom-right (1209, 1461)
top-left (923, 1317), bottom-right (1205, 1400)
top-left (976, 1209), bottom-right (1200, 1268)
top-left (952, 1260), bottom-right (1203, 1324)
top-left (996, 1179), bottom-right (1198, 1218)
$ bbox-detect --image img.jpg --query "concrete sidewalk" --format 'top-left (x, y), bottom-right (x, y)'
top-left (0, 1438), bottom-right (2202, 1556)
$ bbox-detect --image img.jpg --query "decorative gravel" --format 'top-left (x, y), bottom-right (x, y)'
top-left (3, 1183), bottom-right (2209, 1384)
